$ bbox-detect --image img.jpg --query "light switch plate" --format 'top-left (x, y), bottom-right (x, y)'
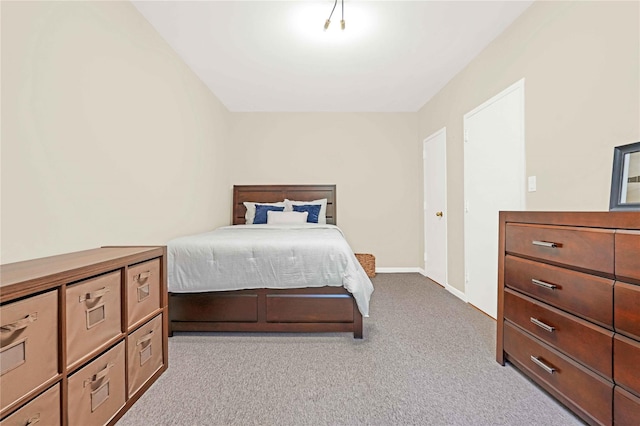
top-left (528, 176), bottom-right (537, 192)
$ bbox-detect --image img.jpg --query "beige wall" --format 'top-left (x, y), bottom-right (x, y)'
top-left (1, 1), bottom-right (231, 263)
top-left (229, 113), bottom-right (421, 267)
top-left (3, 0), bottom-right (638, 276)
top-left (418, 1), bottom-right (640, 292)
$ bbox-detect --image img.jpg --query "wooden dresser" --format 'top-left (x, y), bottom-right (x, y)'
top-left (0, 246), bottom-right (168, 426)
top-left (497, 212), bottom-right (640, 426)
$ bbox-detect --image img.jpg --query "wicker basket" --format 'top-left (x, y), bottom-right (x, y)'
top-left (355, 253), bottom-right (376, 278)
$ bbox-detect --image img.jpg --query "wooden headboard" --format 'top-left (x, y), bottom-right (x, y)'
top-left (232, 185), bottom-right (336, 225)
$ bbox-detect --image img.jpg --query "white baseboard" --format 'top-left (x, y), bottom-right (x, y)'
top-left (375, 267), bottom-right (423, 274)
top-left (445, 283), bottom-right (467, 302)
top-left (398, 268), bottom-right (468, 302)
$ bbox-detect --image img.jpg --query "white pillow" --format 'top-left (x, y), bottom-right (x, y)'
top-left (266, 210), bottom-right (309, 225)
top-left (284, 198), bottom-right (328, 224)
top-left (243, 201), bottom-right (286, 224)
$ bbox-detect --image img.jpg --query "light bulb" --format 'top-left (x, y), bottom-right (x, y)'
top-left (324, 19), bottom-right (330, 31)
top-left (340, 19), bottom-right (345, 30)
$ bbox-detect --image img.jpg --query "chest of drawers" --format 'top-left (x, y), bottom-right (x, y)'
top-left (497, 212), bottom-right (639, 426)
top-left (0, 247), bottom-right (168, 426)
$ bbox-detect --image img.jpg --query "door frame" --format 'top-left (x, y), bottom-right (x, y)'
top-left (423, 127), bottom-right (448, 289)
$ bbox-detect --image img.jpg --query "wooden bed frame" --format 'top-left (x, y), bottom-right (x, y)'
top-left (168, 184), bottom-right (364, 338)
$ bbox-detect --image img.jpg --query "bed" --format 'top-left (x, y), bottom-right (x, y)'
top-left (167, 184), bottom-right (372, 338)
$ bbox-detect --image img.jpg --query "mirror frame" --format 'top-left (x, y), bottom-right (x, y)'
top-left (610, 141), bottom-right (640, 211)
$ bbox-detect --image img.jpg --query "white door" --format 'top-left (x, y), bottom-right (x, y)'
top-left (423, 128), bottom-right (447, 286)
top-left (464, 80), bottom-right (525, 318)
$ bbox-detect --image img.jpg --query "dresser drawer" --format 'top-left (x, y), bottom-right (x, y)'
top-left (505, 255), bottom-right (614, 327)
top-left (0, 290), bottom-right (58, 413)
top-left (127, 313), bottom-right (164, 396)
top-left (68, 341), bottom-right (126, 426)
top-left (0, 384), bottom-right (60, 426)
top-left (66, 271), bottom-right (122, 369)
top-left (614, 386), bottom-right (640, 426)
top-left (504, 289), bottom-right (613, 379)
top-left (614, 281), bottom-right (640, 340)
top-left (127, 259), bottom-right (161, 330)
top-left (506, 224), bottom-right (614, 275)
top-left (614, 334), bottom-right (640, 396)
top-left (615, 231), bottom-right (640, 284)
top-left (504, 322), bottom-right (613, 425)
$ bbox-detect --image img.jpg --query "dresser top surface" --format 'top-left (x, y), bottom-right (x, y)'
top-left (0, 246), bottom-right (163, 292)
top-left (500, 211), bottom-right (640, 229)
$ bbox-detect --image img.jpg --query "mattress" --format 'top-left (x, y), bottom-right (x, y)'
top-left (167, 224), bottom-right (374, 316)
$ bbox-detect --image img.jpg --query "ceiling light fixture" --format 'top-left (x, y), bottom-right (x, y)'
top-left (324, 0), bottom-right (345, 31)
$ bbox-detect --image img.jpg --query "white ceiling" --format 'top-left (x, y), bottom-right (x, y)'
top-left (132, 1), bottom-right (534, 112)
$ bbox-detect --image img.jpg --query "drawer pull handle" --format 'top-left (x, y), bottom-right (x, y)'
top-left (26, 414), bottom-right (41, 425)
top-left (530, 317), bottom-right (555, 333)
top-left (530, 356), bottom-right (556, 374)
top-left (136, 271), bottom-right (152, 282)
top-left (1, 312), bottom-right (37, 332)
top-left (136, 330), bottom-right (154, 346)
top-left (84, 362), bottom-right (115, 387)
top-left (531, 279), bottom-right (557, 290)
top-left (532, 240), bottom-right (558, 248)
top-left (79, 287), bottom-right (110, 302)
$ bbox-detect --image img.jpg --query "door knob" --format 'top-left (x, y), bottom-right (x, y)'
top-left (436, 211), bottom-right (443, 217)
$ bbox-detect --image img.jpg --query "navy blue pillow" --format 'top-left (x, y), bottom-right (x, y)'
top-left (292, 204), bottom-right (321, 223)
top-left (253, 204), bottom-right (284, 224)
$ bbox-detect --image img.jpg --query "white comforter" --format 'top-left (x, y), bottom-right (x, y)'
top-left (167, 224), bottom-right (374, 316)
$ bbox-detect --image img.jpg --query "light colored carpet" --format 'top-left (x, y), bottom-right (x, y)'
top-left (117, 273), bottom-right (583, 425)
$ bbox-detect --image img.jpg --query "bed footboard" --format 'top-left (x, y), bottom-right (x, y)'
top-left (169, 287), bottom-right (363, 339)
